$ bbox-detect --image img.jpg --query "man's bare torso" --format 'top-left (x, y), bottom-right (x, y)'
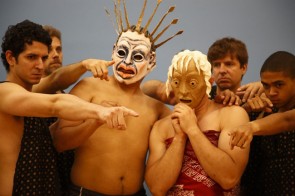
top-left (71, 77), bottom-right (169, 195)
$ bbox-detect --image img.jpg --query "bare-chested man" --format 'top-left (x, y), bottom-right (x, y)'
top-left (145, 50), bottom-right (250, 195)
top-left (0, 19), bottom-right (137, 196)
top-left (52, 1), bottom-right (183, 195)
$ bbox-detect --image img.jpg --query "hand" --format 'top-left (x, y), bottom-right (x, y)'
top-left (97, 105), bottom-right (139, 130)
top-left (242, 93), bottom-right (273, 113)
top-left (157, 82), bottom-right (177, 105)
top-left (171, 103), bottom-right (199, 135)
top-left (228, 123), bottom-right (254, 149)
top-left (171, 117), bottom-right (187, 140)
top-left (236, 81), bottom-right (264, 103)
top-left (214, 89), bottom-right (242, 106)
top-left (82, 59), bottom-right (114, 80)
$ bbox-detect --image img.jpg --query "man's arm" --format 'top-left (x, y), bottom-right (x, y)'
top-left (145, 118), bottom-right (186, 196)
top-left (172, 104), bottom-right (250, 190)
top-left (229, 109), bottom-right (295, 149)
top-left (32, 59), bottom-right (114, 93)
top-left (51, 118), bottom-right (101, 152)
top-left (141, 80), bottom-right (177, 105)
top-left (0, 82), bottom-right (138, 123)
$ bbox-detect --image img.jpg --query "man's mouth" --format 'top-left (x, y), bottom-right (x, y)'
top-left (116, 64), bottom-right (136, 79)
top-left (218, 78), bottom-right (230, 83)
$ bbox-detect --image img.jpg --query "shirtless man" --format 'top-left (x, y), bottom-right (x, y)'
top-left (52, 1), bottom-right (183, 194)
top-left (145, 50), bottom-right (250, 195)
top-left (0, 19), bottom-right (137, 195)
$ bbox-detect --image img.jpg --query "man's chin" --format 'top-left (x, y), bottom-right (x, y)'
top-left (218, 83), bottom-right (232, 90)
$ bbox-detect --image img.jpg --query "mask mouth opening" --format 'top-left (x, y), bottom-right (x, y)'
top-left (116, 64), bottom-right (136, 79)
top-left (179, 99), bottom-right (192, 104)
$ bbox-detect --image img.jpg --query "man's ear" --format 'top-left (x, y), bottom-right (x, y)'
top-left (242, 63), bottom-right (248, 74)
top-left (147, 51), bottom-right (156, 71)
top-left (209, 76), bottom-right (214, 85)
top-left (5, 50), bottom-right (16, 67)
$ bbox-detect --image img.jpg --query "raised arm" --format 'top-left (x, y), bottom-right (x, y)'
top-left (145, 118), bottom-right (187, 196)
top-left (142, 80), bottom-right (177, 105)
top-left (32, 59), bottom-right (114, 93)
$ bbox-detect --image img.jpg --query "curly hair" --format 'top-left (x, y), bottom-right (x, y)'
top-left (1, 20), bottom-right (52, 72)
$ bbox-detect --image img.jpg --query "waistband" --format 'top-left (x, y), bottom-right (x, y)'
top-left (69, 183), bottom-right (147, 196)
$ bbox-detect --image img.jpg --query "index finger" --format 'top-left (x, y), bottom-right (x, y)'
top-left (106, 60), bottom-right (115, 67)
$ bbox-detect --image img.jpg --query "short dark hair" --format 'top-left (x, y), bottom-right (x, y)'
top-left (260, 51), bottom-right (295, 79)
top-left (1, 20), bottom-right (52, 72)
top-left (207, 37), bottom-right (248, 68)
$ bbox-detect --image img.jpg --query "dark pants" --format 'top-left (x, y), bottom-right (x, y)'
top-left (69, 183), bottom-right (147, 196)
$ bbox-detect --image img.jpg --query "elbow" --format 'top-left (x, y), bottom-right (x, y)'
top-left (145, 177), bottom-right (168, 196)
top-left (148, 186), bottom-right (167, 196)
top-left (218, 176), bottom-right (240, 190)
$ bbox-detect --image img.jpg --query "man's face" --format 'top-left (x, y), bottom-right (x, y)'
top-left (44, 36), bottom-right (63, 76)
top-left (9, 41), bottom-right (48, 86)
top-left (171, 58), bottom-right (207, 108)
top-left (211, 54), bottom-right (247, 92)
top-left (112, 30), bottom-right (155, 85)
top-left (261, 71), bottom-right (295, 111)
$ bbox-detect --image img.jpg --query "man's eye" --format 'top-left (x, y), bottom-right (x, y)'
top-left (213, 63), bottom-right (219, 68)
top-left (262, 84), bottom-right (269, 89)
top-left (117, 49), bottom-right (126, 57)
top-left (133, 54), bottom-right (144, 62)
top-left (28, 55), bottom-right (35, 60)
top-left (42, 56), bottom-right (48, 62)
top-left (276, 83), bottom-right (283, 88)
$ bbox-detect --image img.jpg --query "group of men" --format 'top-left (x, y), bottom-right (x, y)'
top-left (0, 1), bottom-right (294, 195)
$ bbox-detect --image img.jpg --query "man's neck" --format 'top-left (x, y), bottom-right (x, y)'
top-left (278, 99), bottom-right (295, 112)
top-left (6, 75), bottom-right (33, 91)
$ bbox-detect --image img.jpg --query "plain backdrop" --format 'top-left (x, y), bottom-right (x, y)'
top-left (1, 0), bottom-right (295, 86)
top-left (1, 0), bottom-right (295, 194)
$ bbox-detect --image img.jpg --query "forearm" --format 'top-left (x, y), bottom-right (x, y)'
top-left (51, 94), bottom-right (103, 121)
top-left (251, 110), bottom-right (295, 135)
top-left (146, 137), bottom-right (186, 195)
top-left (50, 61), bottom-right (86, 90)
top-left (188, 131), bottom-right (241, 189)
top-left (53, 119), bottom-right (101, 152)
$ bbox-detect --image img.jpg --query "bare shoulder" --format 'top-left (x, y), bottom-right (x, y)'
top-left (220, 105), bottom-right (248, 116)
top-left (0, 82), bottom-right (27, 97)
top-left (71, 76), bottom-right (109, 92)
top-left (220, 105), bottom-right (249, 128)
top-left (146, 95), bottom-right (171, 118)
top-left (151, 115), bottom-right (174, 138)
